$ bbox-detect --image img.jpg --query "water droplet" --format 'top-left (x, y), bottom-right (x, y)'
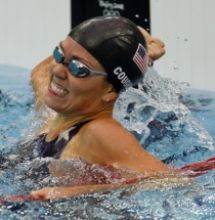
top-left (173, 65), bottom-right (180, 70)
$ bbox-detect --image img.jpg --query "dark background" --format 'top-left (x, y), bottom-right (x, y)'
top-left (71, 0), bottom-right (150, 32)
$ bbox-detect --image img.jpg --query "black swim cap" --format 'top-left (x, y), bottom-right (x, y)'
top-left (69, 16), bottom-right (148, 92)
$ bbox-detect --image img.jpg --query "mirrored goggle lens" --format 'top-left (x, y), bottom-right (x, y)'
top-left (53, 47), bottom-right (100, 78)
top-left (68, 60), bottom-right (90, 78)
top-left (53, 47), bottom-right (90, 77)
top-left (53, 47), bottom-right (64, 63)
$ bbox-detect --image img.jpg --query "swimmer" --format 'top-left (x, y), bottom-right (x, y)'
top-left (31, 23), bottom-right (166, 109)
top-left (29, 16), bottom-right (171, 200)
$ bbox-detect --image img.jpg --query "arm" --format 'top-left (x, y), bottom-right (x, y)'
top-left (138, 26), bottom-right (166, 66)
top-left (29, 119), bottom-right (176, 200)
top-left (30, 174), bottom-right (189, 201)
top-left (30, 183), bottom-right (123, 200)
top-left (31, 56), bottom-right (53, 109)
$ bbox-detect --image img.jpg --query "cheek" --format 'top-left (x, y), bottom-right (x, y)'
top-left (69, 77), bottom-right (105, 98)
top-left (67, 81), bottom-right (104, 107)
top-left (68, 87), bottom-right (100, 107)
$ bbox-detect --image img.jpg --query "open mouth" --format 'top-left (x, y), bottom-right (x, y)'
top-left (49, 81), bottom-right (68, 96)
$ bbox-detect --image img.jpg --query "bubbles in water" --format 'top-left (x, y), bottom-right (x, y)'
top-left (114, 68), bottom-right (188, 131)
top-left (114, 68), bottom-right (215, 167)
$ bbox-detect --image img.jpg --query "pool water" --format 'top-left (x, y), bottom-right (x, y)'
top-left (1, 65), bottom-right (215, 219)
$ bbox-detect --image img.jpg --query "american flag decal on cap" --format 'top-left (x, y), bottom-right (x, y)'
top-left (133, 43), bottom-right (148, 74)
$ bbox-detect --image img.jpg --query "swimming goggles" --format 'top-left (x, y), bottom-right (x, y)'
top-left (53, 47), bottom-right (107, 78)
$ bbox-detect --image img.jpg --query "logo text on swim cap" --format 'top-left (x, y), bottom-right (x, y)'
top-left (113, 67), bottom-right (132, 88)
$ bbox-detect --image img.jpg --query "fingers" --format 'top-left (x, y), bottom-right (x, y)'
top-left (30, 187), bottom-right (63, 200)
top-left (138, 26), bottom-right (166, 65)
top-left (148, 42), bottom-right (166, 61)
top-left (151, 37), bottom-right (165, 48)
top-left (30, 189), bottom-right (48, 200)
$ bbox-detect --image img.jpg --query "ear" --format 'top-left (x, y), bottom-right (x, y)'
top-left (101, 87), bottom-right (118, 103)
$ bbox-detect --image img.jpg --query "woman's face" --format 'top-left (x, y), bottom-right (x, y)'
top-left (45, 37), bottom-right (111, 116)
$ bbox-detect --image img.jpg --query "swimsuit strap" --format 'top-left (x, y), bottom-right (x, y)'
top-left (38, 121), bottom-right (88, 158)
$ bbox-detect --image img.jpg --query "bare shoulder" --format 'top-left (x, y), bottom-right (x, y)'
top-left (79, 118), bottom-right (169, 173)
top-left (31, 56), bottom-right (53, 109)
top-left (64, 118), bottom-right (129, 164)
top-left (80, 117), bottom-right (142, 158)
top-left (31, 56), bottom-right (53, 88)
top-left (82, 117), bottom-right (134, 142)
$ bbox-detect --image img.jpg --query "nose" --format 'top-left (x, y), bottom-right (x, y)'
top-left (50, 61), bottom-right (68, 80)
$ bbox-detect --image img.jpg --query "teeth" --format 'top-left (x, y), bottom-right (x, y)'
top-left (51, 82), bottom-right (67, 95)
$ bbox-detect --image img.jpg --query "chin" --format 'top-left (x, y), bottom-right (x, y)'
top-left (44, 97), bottom-right (63, 113)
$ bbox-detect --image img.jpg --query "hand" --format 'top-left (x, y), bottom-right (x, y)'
top-left (138, 26), bottom-right (166, 66)
top-left (30, 185), bottom-right (91, 200)
top-left (30, 183), bottom-right (122, 201)
top-left (30, 187), bottom-right (61, 200)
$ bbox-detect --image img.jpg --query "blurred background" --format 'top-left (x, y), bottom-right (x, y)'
top-left (0, 0), bottom-right (215, 91)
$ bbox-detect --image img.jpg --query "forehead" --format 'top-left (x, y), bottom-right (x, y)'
top-left (60, 37), bottom-right (103, 70)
